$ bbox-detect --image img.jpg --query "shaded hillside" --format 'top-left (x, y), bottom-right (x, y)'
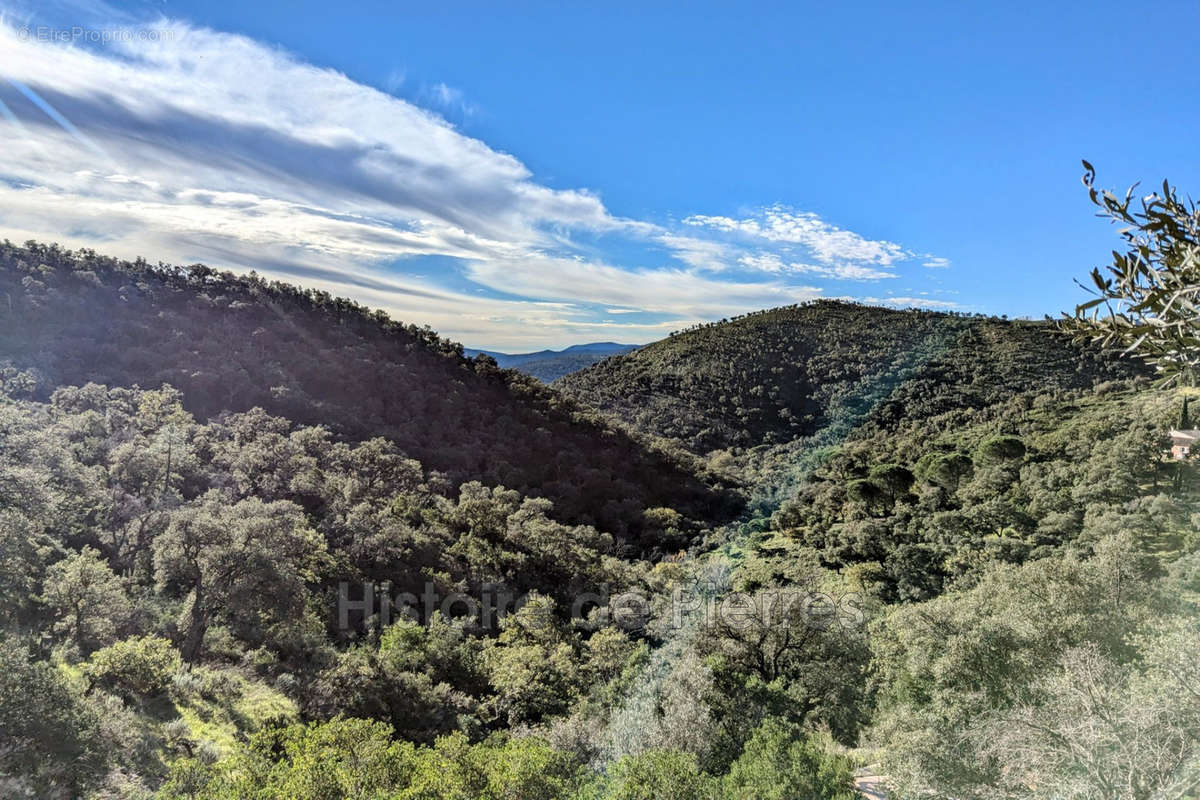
top-left (465, 343), bottom-right (639, 382)
top-left (0, 241), bottom-right (736, 539)
top-left (557, 301), bottom-right (1145, 455)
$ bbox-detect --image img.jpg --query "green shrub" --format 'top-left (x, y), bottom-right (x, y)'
top-left (722, 718), bottom-right (858, 800)
top-left (585, 750), bottom-right (717, 800)
top-left (0, 636), bottom-right (105, 792)
top-left (196, 666), bottom-right (241, 703)
top-left (86, 635), bottom-right (181, 697)
top-left (976, 435), bottom-right (1026, 465)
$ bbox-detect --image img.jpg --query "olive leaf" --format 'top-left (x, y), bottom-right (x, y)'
top-left (1061, 162), bottom-right (1200, 387)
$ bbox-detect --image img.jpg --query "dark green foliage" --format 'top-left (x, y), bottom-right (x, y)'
top-left (164, 717), bottom-right (416, 799)
top-left (868, 464), bottom-right (914, 501)
top-left (160, 718), bottom-right (587, 800)
top-left (573, 722), bottom-right (857, 800)
top-left (846, 477), bottom-right (885, 506)
top-left (0, 508), bottom-right (55, 629)
top-left (835, 167), bottom-right (1200, 800)
top-left (309, 615), bottom-right (481, 743)
top-left (560, 300), bottom-right (1141, 455)
top-left (0, 240), bottom-right (735, 542)
top-left (85, 635), bottom-right (181, 698)
top-left (4, 235), bottom-right (1198, 798)
top-left (975, 434), bottom-right (1026, 465)
top-left (694, 548), bottom-right (874, 758)
top-left (766, 355), bottom-right (1175, 601)
top-left (722, 718), bottom-right (857, 800)
top-left (0, 378), bottom-right (661, 769)
top-left (153, 491), bottom-right (326, 661)
top-left (3, 377), bottom-right (639, 602)
top-left (588, 750), bottom-right (717, 800)
top-left (480, 596), bottom-right (640, 728)
top-left (0, 635), bottom-right (106, 796)
top-left (918, 452), bottom-right (973, 491)
top-left (868, 533), bottom-right (1186, 797)
top-left (42, 547), bottom-right (131, 654)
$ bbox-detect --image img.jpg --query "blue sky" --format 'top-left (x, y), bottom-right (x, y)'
top-left (0, 0), bottom-right (1197, 349)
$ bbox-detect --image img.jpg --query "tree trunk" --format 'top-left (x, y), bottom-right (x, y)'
top-left (180, 583), bottom-right (207, 662)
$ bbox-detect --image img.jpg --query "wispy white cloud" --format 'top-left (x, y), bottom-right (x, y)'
top-left (423, 81), bottom-right (477, 116)
top-left (383, 68), bottom-right (407, 93)
top-left (0, 19), bottom-right (650, 346)
top-left (794, 263), bottom-right (898, 280)
top-left (923, 256), bottom-right (951, 268)
top-left (737, 252), bottom-right (786, 273)
top-left (859, 296), bottom-right (961, 309)
top-left (684, 206), bottom-right (914, 267)
top-left (658, 234), bottom-right (735, 271)
top-left (463, 255), bottom-right (823, 318)
top-left (0, 11), bottom-right (947, 347)
top-left (737, 252), bottom-right (896, 280)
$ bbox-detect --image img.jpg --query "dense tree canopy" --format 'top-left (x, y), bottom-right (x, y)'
top-left (0, 240), bottom-right (737, 543)
top-left (3, 235), bottom-right (1198, 799)
top-left (559, 301), bottom-right (1141, 455)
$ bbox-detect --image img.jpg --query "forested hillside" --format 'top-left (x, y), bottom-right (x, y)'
top-left (558, 302), bottom-right (1142, 455)
top-left (0, 240), bottom-right (736, 541)
top-left (549, 298), bottom-right (1200, 798)
top-left (770, 379), bottom-right (1174, 600)
top-left (0, 241), bottom-right (728, 798)
top-left (0, 380), bottom-right (675, 796)
top-left (3, 241), bottom-right (1198, 799)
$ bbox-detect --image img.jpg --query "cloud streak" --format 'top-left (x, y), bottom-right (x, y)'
top-left (736, 252), bottom-right (897, 280)
top-left (0, 11), bottom-right (951, 347)
top-left (684, 206), bottom-right (912, 266)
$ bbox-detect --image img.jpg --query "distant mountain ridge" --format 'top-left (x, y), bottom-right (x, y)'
top-left (465, 342), bottom-right (639, 381)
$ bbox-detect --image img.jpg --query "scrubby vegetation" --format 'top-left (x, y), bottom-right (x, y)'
top-left (0, 240), bottom-right (736, 544)
top-left (4, 168), bottom-right (1200, 799)
top-left (557, 302), bottom-right (1138, 455)
top-left (770, 378), bottom-right (1175, 600)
